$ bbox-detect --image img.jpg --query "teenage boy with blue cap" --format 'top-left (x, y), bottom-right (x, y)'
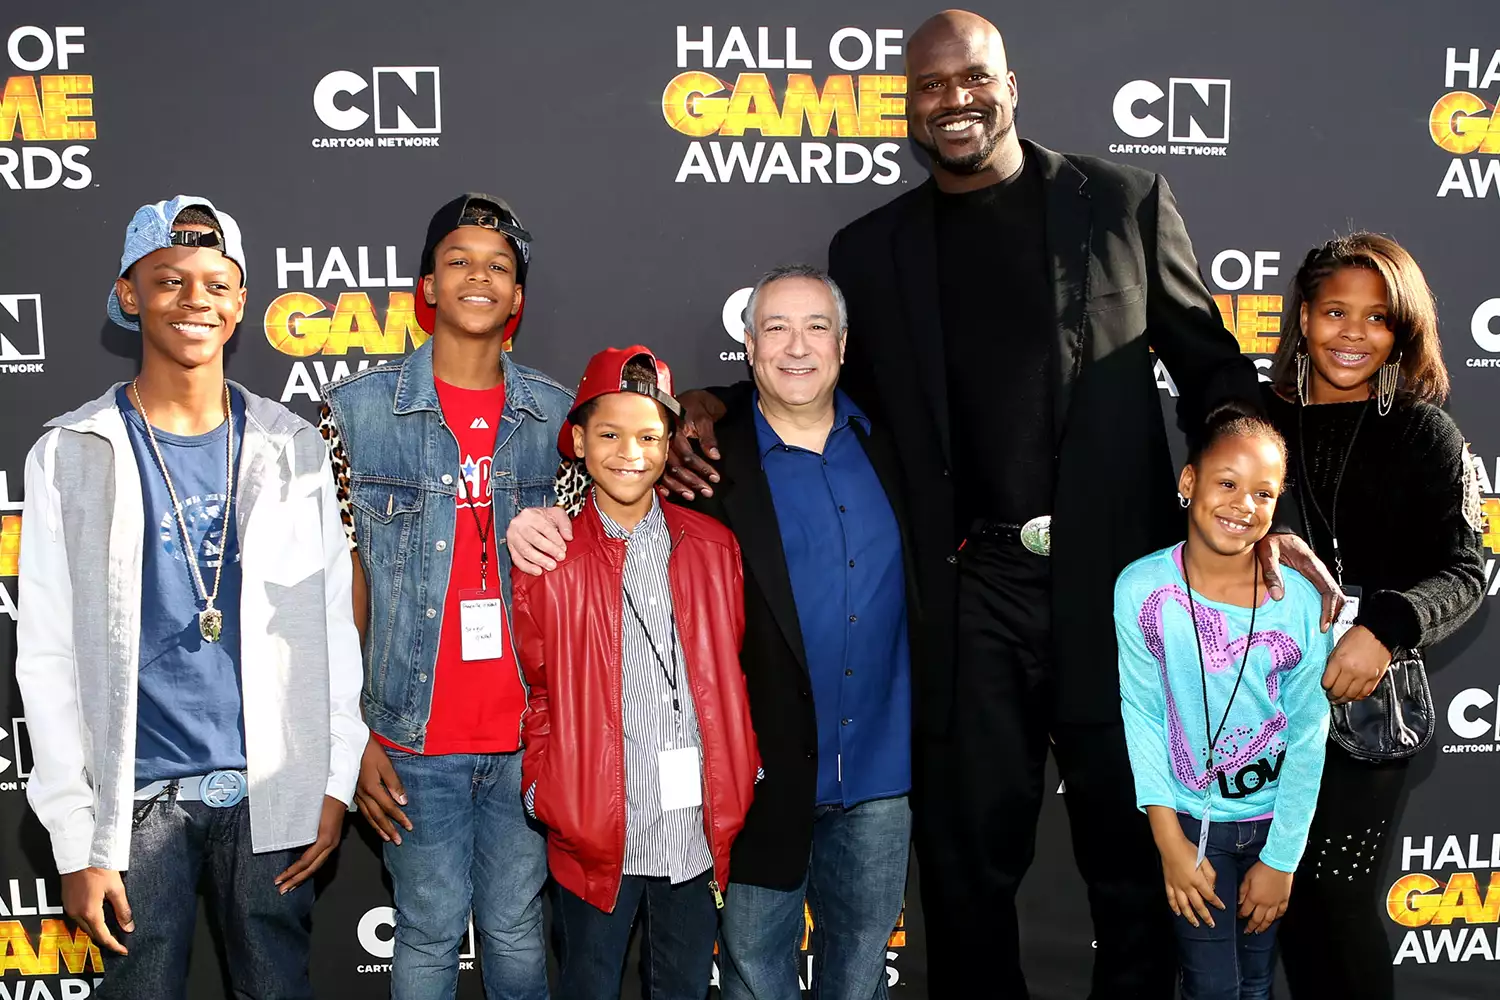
top-left (14, 195), bottom-right (367, 997)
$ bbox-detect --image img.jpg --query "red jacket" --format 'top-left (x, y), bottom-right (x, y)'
top-left (510, 496), bottom-right (760, 912)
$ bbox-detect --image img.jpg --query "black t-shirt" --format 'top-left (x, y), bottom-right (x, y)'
top-left (934, 152), bottom-right (1055, 529)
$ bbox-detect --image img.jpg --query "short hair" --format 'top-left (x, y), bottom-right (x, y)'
top-left (571, 358), bottom-right (675, 435)
top-left (741, 264), bottom-right (848, 336)
top-left (174, 205), bottom-right (222, 238)
top-left (1186, 401), bottom-right (1287, 473)
top-left (1268, 232), bottom-right (1449, 404)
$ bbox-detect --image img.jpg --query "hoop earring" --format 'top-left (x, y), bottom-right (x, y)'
top-left (1178, 493), bottom-right (1191, 508)
top-left (1376, 353), bottom-right (1401, 416)
top-left (1295, 350), bottom-right (1310, 406)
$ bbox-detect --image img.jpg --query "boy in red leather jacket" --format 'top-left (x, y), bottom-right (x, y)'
top-left (510, 346), bottom-right (760, 1000)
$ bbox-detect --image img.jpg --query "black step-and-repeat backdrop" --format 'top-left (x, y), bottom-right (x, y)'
top-left (2, 1), bottom-right (1498, 996)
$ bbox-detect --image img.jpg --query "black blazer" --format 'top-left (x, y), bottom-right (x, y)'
top-left (685, 389), bottom-right (919, 890)
top-left (827, 139), bottom-right (1260, 731)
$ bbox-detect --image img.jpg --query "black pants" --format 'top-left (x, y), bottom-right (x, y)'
top-left (1279, 746), bottom-right (1408, 1000)
top-left (916, 536), bottom-right (1174, 999)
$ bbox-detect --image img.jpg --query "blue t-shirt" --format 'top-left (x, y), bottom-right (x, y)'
top-left (118, 386), bottom-right (248, 784)
top-left (1114, 544), bottom-right (1332, 873)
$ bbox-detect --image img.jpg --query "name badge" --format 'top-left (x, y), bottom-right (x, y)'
top-left (659, 746), bottom-right (703, 812)
top-left (1195, 805), bottom-right (1211, 867)
top-left (1332, 585), bottom-right (1362, 646)
top-left (458, 588), bottom-right (506, 661)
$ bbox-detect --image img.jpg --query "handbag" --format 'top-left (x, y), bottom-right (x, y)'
top-left (1328, 648), bottom-right (1435, 761)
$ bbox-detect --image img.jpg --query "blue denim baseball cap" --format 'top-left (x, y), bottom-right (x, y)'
top-left (106, 195), bottom-right (247, 331)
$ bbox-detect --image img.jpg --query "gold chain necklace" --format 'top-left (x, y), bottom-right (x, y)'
top-left (130, 380), bottom-right (236, 642)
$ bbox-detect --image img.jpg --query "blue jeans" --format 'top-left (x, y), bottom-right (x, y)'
top-left (1175, 815), bottom-right (1280, 1000)
top-left (99, 794), bottom-right (312, 1000)
top-left (553, 870), bottom-right (718, 1000)
top-left (382, 749), bottom-right (548, 1000)
top-left (719, 795), bottom-right (911, 1000)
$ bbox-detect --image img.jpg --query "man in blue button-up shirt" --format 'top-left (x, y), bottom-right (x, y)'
top-left (753, 377), bottom-right (912, 811)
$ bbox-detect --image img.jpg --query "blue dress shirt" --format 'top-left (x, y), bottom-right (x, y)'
top-left (754, 390), bottom-right (912, 807)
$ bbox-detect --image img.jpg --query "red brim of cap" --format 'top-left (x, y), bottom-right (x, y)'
top-left (413, 291), bottom-right (525, 347)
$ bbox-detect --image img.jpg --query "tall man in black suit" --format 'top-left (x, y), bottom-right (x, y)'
top-left (650, 10), bottom-right (1335, 999)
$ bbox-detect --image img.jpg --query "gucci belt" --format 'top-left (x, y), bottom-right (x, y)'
top-left (133, 769), bottom-right (249, 809)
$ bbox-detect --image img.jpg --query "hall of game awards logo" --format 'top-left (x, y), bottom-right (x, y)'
top-left (1109, 77), bottom-right (1231, 158)
top-left (1389, 833), bottom-right (1500, 965)
top-left (263, 245), bottom-right (427, 403)
top-left (664, 25), bottom-right (906, 185)
top-left (1, 25), bottom-right (95, 190)
top-left (1431, 47), bottom-right (1500, 197)
top-left (311, 66), bottom-right (441, 149)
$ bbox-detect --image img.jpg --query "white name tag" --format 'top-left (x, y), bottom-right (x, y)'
top-left (658, 746), bottom-right (703, 812)
top-left (1332, 586), bottom-right (1362, 646)
top-left (1195, 806), bottom-right (1211, 867)
top-left (459, 594), bottom-right (506, 661)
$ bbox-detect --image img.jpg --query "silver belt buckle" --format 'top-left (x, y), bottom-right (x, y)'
top-left (201, 769), bottom-right (247, 808)
top-left (1020, 515), bottom-right (1052, 557)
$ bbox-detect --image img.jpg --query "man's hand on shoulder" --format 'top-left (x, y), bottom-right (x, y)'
top-left (662, 389), bottom-right (726, 499)
top-left (507, 507), bottom-right (573, 575)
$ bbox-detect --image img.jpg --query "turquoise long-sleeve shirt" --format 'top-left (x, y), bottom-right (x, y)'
top-left (1114, 545), bottom-right (1332, 873)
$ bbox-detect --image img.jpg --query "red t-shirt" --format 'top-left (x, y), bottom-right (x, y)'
top-left (375, 378), bottom-right (526, 755)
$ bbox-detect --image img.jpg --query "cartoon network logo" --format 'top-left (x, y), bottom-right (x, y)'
top-left (1109, 77), bottom-right (1231, 158)
top-left (312, 67), bottom-right (441, 149)
top-left (0, 293), bottom-right (45, 374)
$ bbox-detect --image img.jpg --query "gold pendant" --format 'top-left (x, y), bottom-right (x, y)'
top-left (199, 607), bottom-right (223, 643)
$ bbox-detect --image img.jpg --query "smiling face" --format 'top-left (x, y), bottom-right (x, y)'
top-left (1179, 433), bottom-right (1285, 558)
top-left (573, 391), bottom-right (670, 512)
top-left (1299, 266), bottom-right (1398, 404)
top-left (745, 275), bottom-right (845, 412)
top-left (422, 225), bottom-right (522, 338)
top-left (114, 223), bottom-right (245, 371)
top-left (906, 15), bottom-right (1018, 177)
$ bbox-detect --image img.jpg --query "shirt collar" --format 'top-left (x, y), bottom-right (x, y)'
top-left (594, 487), bottom-right (665, 541)
top-left (752, 388), bottom-right (869, 460)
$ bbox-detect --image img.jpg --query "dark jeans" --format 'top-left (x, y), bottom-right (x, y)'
top-left (98, 795), bottom-right (312, 1000)
top-left (917, 536), bottom-right (1174, 999)
top-left (1279, 747), bottom-right (1407, 1000)
top-left (553, 870), bottom-right (718, 1000)
top-left (1173, 815), bottom-right (1279, 1000)
top-left (719, 795), bottom-right (911, 1000)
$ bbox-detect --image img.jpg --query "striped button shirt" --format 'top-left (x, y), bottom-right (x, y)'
top-left (598, 494), bottom-right (714, 883)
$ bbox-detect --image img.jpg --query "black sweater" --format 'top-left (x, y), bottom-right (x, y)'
top-left (1265, 388), bottom-right (1485, 654)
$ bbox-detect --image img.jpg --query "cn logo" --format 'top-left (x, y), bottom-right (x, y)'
top-left (314, 67), bottom-right (442, 134)
top-left (1472, 298), bottom-right (1500, 352)
top-left (1113, 78), bottom-right (1231, 144)
top-left (722, 287), bottom-right (752, 344)
top-left (0, 294), bottom-right (44, 362)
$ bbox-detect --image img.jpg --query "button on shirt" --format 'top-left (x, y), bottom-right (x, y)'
top-left (755, 390), bottom-right (912, 807)
top-left (599, 494), bottom-right (714, 884)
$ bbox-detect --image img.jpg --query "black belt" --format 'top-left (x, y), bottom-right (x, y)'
top-left (970, 519), bottom-right (1025, 542)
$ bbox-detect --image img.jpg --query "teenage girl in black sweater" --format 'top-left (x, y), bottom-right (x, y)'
top-left (1265, 234), bottom-right (1484, 999)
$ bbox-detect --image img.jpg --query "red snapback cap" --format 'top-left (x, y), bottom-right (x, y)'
top-left (558, 345), bottom-right (681, 456)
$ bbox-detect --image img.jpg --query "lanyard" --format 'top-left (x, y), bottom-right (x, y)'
top-left (458, 476), bottom-right (494, 591)
top-left (1181, 551), bottom-right (1259, 787)
top-left (623, 586), bottom-right (681, 713)
top-left (1296, 400), bottom-right (1369, 586)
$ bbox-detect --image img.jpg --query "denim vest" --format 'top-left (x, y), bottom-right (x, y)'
top-left (321, 342), bottom-right (573, 750)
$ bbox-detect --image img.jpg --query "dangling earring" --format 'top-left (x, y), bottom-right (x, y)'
top-left (1178, 493), bottom-right (1191, 509)
top-left (1376, 352), bottom-right (1401, 416)
top-left (1295, 350), bottom-right (1310, 406)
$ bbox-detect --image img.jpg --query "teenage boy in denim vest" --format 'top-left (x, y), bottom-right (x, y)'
top-left (319, 193), bottom-right (572, 999)
top-left (16, 195), bottom-right (366, 998)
